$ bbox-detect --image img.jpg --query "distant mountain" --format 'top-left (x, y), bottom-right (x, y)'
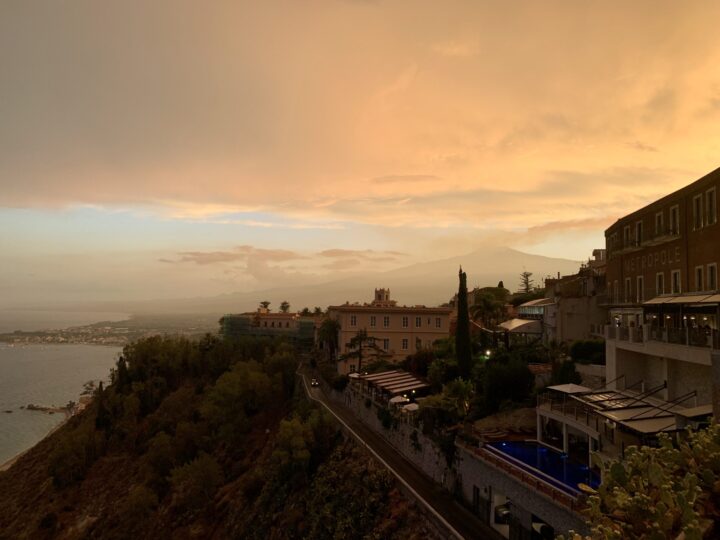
top-left (108, 247), bottom-right (581, 316)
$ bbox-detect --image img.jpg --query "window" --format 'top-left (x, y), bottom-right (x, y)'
top-left (656, 272), bottom-right (665, 295)
top-left (613, 280), bottom-right (619, 302)
top-left (670, 205), bottom-right (680, 234)
top-left (415, 337), bottom-right (422, 350)
top-left (350, 315), bottom-right (357, 326)
top-left (415, 316), bottom-right (422, 328)
top-left (671, 270), bottom-right (681, 294)
top-left (706, 188), bottom-right (717, 225)
top-left (370, 315), bottom-right (376, 327)
top-left (623, 225), bottom-right (631, 247)
top-left (693, 194), bottom-right (703, 229)
top-left (435, 317), bottom-right (441, 328)
top-left (286, 322), bottom-right (290, 328)
top-left (401, 338), bottom-right (409, 350)
top-left (271, 322), bottom-right (275, 327)
top-left (402, 316), bottom-right (409, 328)
top-left (383, 316), bottom-right (390, 328)
top-left (696, 266), bottom-right (704, 292)
top-left (350, 364), bottom-right (356, 373)
top-left (655, 211), bottom-right (664, 235)
top-left (263, 321), bottom-right (267, 327)
top-left (635, 220), bottom-right (643, 245)
top-left (636, 276), bottom-right (644, 303)
top-left (624, 277), bottom-right (632, 303)
top-left (383, 338), bottom-right (390, 350)
top-left (708, 263), bottom-right (718, 290)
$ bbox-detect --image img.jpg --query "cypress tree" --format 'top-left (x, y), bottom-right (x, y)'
top-left (95, 381), bottom-right (111, 431)
top-left (456, 267), bottom-right (472, 379)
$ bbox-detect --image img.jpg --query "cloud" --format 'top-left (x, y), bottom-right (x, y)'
top-left (432, 39), bottom-right (479, 57)
top-left (372, 174), bottom-right (440, 184)
top-left (168, 246), bottom-right (306, 266)
top-left (318, 249), bottom-right (406, 261)
top-left (626, 141), bottom-right (658, 152)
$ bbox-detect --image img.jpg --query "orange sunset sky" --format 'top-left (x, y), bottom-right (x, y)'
top-left (3, 1), bottom-right (720, 306)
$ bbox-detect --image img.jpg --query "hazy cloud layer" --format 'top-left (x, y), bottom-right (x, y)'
top-left (4, 1), bottom-right (720, 304)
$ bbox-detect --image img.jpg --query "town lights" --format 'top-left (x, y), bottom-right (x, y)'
top-left (485, 349), bottom-right (492, 357)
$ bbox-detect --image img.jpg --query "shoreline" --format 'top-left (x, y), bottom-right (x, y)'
top-left (0, 414), bottom-right (71, 473)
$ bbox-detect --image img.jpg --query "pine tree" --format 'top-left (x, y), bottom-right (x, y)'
top-left (455, 267), bottom-right (472, 379)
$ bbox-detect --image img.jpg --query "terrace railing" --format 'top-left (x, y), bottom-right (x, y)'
top-left (607, 324), bottom-right (720, 351)
top-left (456, 440), bottom-right (586, 512)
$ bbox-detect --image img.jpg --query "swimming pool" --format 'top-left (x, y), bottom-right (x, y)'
top-left (486, 441), bottom-right (600, 493)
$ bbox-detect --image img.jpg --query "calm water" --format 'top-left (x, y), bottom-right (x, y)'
top-left (0, 344), bottom-right (121, 465)
top-left (0, 310), bottom-right (129, 333)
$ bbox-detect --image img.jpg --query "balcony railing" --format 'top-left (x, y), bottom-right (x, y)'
top-left (605, 324), bottom-right (719, 350)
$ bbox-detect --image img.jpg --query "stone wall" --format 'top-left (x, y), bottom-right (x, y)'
top-left (326, 383), bottom-right (589, 537)
top-left (326, 386), bottom-right (452, 489)
top-left (455, 445), bottom-right (589, 536)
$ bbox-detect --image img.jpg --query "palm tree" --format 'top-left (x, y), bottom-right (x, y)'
top-left (259, 300), bottom-right (271, 311)
top-left (280, 300), bottom-right (290, 313)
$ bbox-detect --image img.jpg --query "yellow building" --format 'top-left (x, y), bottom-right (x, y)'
top-left (328, 289), bottom-right (453, 374)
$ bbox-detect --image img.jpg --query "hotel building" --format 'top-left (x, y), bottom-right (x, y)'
top-left (327, 289), bottom-right (453, 374)
top-left (536, 168), bottom-right (720, 468)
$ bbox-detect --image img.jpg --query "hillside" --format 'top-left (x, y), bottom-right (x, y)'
top-left (0, 335), bottom-right (440, 540)
top-left (84, 247), bottom-right (580, 316)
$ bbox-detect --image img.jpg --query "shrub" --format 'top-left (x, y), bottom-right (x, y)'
top-left (331, 375), bottom-right (349, 392)
top-left (170, 453), bottom-right (223, 510)
top-left (122, 485), bottom-right (158, 522)
top-left (376, 407), bottom-right (392, 430)
top-left (569, 339), bottom-right (605, 365)
top-left (410, 430), bottom-right (422, 452)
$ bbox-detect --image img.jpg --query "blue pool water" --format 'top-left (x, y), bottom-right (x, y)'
top-left (488, 441), bottom-right (600, 492)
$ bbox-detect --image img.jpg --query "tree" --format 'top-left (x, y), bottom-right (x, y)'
top-left (300, 307), bottom-right (311, 316)
top-left (260, 300), bottom-right (271, 310)
top-left (280, 300), bottom-right (290, 313)
top-left (456, 267), bottom-right (472, 379)
top-left (471, 288), bottom-right (508, 329)
top-left (343, 329), bottom-right (389, 372)
top-left (313, 306), bottom-right (323, 315)
top-left (497, 280), bottom-right (504, 289)
top-left (317, 318), bottom-right (341, 359)
top-left (519, 271), bottom-right (534, 293)
top-left (95, 381), bottom-right (111, 431)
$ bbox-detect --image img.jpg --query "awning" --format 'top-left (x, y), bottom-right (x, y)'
top-left (546, 383), bottom-right (592, 394)
top-left (644, 296), bottom-right (676, 305)
top-left (667, 295), bottom-right (713, 304)
top-left (389, 396), bottom-right (409, 404)
top-left (402, 403), bottom-right (419, 412)
top-left (498, 318), bottom-right (542, 333)
top-left (519, 297), bottom-right (555, 308)
top-left (674, 404), bottom-right (713, 419)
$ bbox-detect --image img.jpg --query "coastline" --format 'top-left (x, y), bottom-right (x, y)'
top-left (0, 414), bottom-right (71, 473)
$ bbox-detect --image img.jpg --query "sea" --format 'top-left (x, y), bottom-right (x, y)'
top-left (0, 310), bottom-right (127, 466)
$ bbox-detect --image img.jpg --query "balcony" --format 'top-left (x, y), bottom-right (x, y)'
top-left (604, 324), bottom-right (718, 364)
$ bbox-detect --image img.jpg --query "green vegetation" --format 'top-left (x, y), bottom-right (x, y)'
top-left (565, 425), bottom-right (720, 540)
top-left (0, 333), bottom-right (437, 539)
top-left (455, 267), bottom-right (472, 379)
top-left (570, 339), bottom-right (606, 365)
